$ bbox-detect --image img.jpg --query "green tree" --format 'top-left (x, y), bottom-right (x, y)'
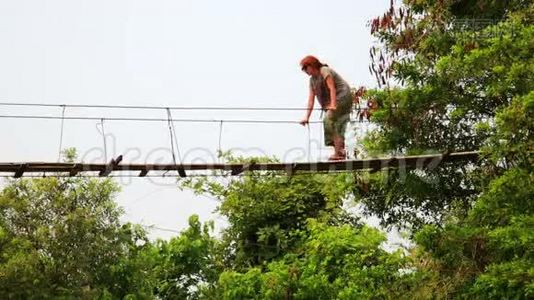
top-left (413, 92), bottom-right (533, 298)
top-left (181, 154), bottom-right (358, 270)
top-left (216, 220), bottom-right (411, 300)
top-left (179, 155), bottom-right (412, 299)
top-left (360, 1), bottom-right (534, 298)
top-left (152, 215), bottom-right (220, 300)
top-left (360, 0), bottom-right (534, 229)
top-left (0, 151), bottom-right (155, 298)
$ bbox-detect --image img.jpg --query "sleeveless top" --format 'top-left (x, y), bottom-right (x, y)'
top-left (309, 66), bottom-right (351, 109)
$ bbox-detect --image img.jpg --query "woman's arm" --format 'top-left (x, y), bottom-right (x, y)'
top-left (325, 75), bottom-right (337, 110)
top-left (300, 86), bottom-right (315, 126)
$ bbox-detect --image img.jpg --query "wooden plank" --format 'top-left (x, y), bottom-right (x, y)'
top-left (231, 162), bottom-right (254, 175)
top-left (286, 163), bottom-right (297, 176)
top-left (177, 167), bottom-right (187, 178)
top-left (67, 164), bottom-right (83, 176)
top-left (14, 164), bottom-right (27, 178)
top-left (99, 155), bottom-right (123, 177)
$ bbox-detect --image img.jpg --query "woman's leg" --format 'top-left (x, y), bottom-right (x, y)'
top-left (323, 116), bottom-right (334, 148)
top-left (330, 94), bottom-right (352, 160)
top-left (323, 114), bottom-right (341, 160)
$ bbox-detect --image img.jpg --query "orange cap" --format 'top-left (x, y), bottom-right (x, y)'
top-left (300, 55), bottom-right (322, 69)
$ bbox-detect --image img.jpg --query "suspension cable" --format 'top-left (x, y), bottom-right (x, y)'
top-left (57, 105), bottom-right (66, 162)
top-left (97, 119), bottom-right (108, 162)
top-left (166, 109), bottom-right (178, 174)
top-left (0, 101), bottom-right (330, 111)
top-left (167, 108), bottom-right (183, 163)
top-left (307, 124), bottom-right (311, 162)
top-left (0, 114), bottom-right (327, 124)
top-left (218, 120), bottom-right (224, 162)
top-left (165, 108), bottom-right (186, 177)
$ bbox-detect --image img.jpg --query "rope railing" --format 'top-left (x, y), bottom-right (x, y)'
top-left (0, 114), bottom-right (331, 124)
top-left (0, 102), bottom-right (335, 111)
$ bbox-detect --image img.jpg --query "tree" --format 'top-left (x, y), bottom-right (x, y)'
top-left (359, 1), bottom-right (534, 298)
top-left (152, 215), bottom-right (220, 299)
top-left (0, 150), bottom-right (154, 298)
top-left (412, 92), bottom-right (534, 298)
top-left (216, 220), bottom-right (411, 300)
top-left (178, 154), bottom-right (412, 299)
top-left (359, 0), bottom-right (534, 229)
top-left (180, 154), bottom-right (358, 270)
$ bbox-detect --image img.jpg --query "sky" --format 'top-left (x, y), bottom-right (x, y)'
top-left (0, 0), bottom-right (394, 239)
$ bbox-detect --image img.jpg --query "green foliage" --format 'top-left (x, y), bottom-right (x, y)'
top-left (181, 154), bottom-right (358, 270)
top-left (484, 91), bottom-right (534, 170)
top-left (361, 0), bottom-right (534, 229)
top-left (152, 215), bottom-right (220, 299)
top-left (413, 167), bottom-right (533, 298)
top-left (174, 153), bottom-right (424, 298)
top-left (216, 173), bottom-right (338, 267)
top-left (0, 176), bottom-right (154, 298)
top-left (470, 259), bottom-right (534, 299)
top-left (362, 1), bottom-right (534, 298)
top-left (214, 221), bottom-right (411, 300)
top-left (355, 164), bottom-right (479, 229)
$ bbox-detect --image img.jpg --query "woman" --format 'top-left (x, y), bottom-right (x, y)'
top-left (299, 55), bottom-right (352, 160)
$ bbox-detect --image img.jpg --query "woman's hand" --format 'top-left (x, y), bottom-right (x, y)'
top-left (299, 118), bottom-right (309, 126)
top-left (326, 105), bottom-right (336, 118)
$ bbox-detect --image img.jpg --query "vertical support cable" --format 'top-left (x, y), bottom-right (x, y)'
top-left (166, 109), bottom-right (178, 166)
top-left (218, 120), bottom-right (224, 162)
top-left (307, 124), bottom-right (311, 162)
top-left (166, 108), bottom-right (186, 177)
top-left (100, 118), bottom-right (108, 163)
top-left (166, 108), bottom-right (183, 163)
top-left (319, 110), bottom-right (324, 160)
top-left (57, 105), bottom-right (66, 162)
top-left (162, 111), bottom-right (174, 178)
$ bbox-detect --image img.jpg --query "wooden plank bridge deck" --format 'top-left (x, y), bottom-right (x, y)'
top-left (0, 151), bottom-right (480, 178)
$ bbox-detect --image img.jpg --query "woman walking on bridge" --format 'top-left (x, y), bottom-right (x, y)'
top-left (299, 55), bottom-right (352, 161)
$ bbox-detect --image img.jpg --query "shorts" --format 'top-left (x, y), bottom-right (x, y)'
top-left (323, 93), bottom-right (352, 146)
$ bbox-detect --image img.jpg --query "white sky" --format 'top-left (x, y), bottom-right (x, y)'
top-left (0, 0), bottom-right (391, 239)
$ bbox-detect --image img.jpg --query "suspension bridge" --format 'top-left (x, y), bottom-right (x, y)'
top-left (0, 102), bottom-right (481, 178)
